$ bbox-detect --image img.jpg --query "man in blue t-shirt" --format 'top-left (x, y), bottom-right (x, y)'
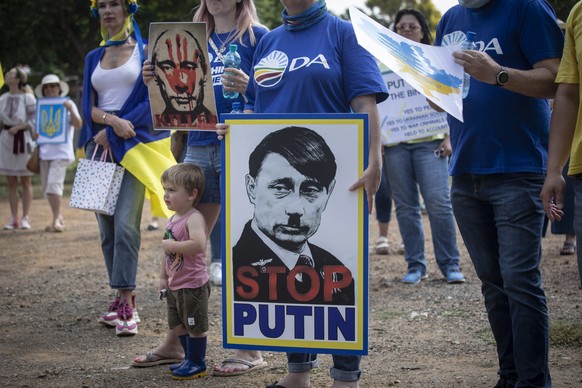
top-left (434, 1), bottom-right (563, 387)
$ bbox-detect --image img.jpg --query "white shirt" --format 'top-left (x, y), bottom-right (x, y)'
top-left (91, 44), bottom-right (140, 111)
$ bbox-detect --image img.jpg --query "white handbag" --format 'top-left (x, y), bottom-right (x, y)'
top-left (69, 146), bottom-right (125, 216)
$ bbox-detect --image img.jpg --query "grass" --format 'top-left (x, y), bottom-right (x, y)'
top-left (549, 319), bottom-right (582, 347)
top-left (476, 327), bottom-right (496, 345)
top-left (475, 320), bottom-right (582, 348)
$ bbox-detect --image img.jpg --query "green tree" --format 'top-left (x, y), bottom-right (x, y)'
top-left (363, 0), bottom-right (441, 30)
top-left (0, 0), bottom-right (198, 88)
top-left (255, 0), bottom-right (284, 30)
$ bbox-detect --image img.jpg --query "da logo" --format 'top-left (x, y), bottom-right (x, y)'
top-left (254, 50), bottom-right (288, 88)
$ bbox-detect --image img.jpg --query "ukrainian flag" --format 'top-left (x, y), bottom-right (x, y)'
top-left (114, 129), bottom-right (176, 218)
top-left (104, 89), bottom-right (176, 218)
top-left (0, 62), bottom-right (4, 89)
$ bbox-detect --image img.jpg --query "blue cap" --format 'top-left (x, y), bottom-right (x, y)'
top-left (466, 31), bottom-right (476, 41)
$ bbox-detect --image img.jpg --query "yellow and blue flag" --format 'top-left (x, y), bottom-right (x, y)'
top-left (0, 62), bottom-right (4, 89)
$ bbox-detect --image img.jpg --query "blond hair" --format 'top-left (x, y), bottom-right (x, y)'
top-left (162, 163), bottom-right (205, 207)
top-left (193, 0), bottom-right (267, 47)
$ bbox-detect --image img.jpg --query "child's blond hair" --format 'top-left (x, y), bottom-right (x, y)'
top-left (161, 163), bottom-right (205, 207)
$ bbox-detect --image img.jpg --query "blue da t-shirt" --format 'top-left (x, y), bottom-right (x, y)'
top-left (434, 0), bottom-right (563, 176)
top-left (247, 13), bottom-right (388, 114)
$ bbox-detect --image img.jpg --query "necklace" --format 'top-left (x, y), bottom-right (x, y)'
top-left (213, 29), bottom-right (235, 52)
top-left (109, 39), bottom-right (130, 68)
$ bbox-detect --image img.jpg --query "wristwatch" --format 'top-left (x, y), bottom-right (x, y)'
top-left (496, 66), bottom-right (509, 87)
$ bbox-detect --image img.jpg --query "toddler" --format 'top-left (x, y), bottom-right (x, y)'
top-left (160, 163), bottom-right (209, 380)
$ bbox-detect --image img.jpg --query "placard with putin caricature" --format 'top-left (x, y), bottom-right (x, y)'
top-left (221, 113), bottom-right (369, 355)
top-left (148, 22), bottom-right (218, 131)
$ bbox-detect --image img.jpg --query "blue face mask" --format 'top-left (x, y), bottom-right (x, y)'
top-left (458, 0), bottom-right (491, 8)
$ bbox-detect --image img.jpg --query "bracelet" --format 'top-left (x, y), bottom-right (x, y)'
top-left (102, 113), bottom-right (108, 124)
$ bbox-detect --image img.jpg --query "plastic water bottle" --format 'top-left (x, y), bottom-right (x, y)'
top-left (230, 102), bottom-right (242, 113)
top-left (223, 44), bottom-right (241, 99)
top-left (461, 31), bottom-right (477, 99)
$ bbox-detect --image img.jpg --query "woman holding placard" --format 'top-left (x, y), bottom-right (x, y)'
top-left (34, 74), bottom-right (82, 232)
top-left (81, 0), bottom-right (174, 337)
top-left (383, 9), bottom-right (464, 285)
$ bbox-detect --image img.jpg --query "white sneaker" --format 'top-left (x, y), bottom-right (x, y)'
top-left (210, 262), bottom-right (222, 286)
top-left (20, 216), bottom-right (31, 230)
top-left (375, 236), bottom-right (389, 254)
top-left (3, 217), bottom-right (18, 230)
top-left (115, 301), bottom-right (138, 336)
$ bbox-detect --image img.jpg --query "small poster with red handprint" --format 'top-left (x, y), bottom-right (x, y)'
top-left (148, 22), bottom-right (218, 131)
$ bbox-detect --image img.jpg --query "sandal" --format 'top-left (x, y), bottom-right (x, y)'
top-left (131, 350), bottom-right (183, 368)
top-left (560, 241), bottom-right (577, 256)
top-left (375, 236), bottom-right (389, 255)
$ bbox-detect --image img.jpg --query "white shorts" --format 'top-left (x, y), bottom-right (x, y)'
top-left (40, 159), bottom-right (71, 196)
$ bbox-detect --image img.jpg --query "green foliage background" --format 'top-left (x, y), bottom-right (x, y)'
top-left (0, 0), bottom-right (572, 93)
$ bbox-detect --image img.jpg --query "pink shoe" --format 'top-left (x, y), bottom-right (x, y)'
top-left (3, 217), bottom-right (19, 230)
top-left (98, 295), bottom-right (120, 327)
top-left (115, 301), bottom-right (138, 336)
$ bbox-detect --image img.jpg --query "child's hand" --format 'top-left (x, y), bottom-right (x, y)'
top-left (159, 277), bottom-right (168, 291)
top-left (162, 239), bottom-right (174, 255)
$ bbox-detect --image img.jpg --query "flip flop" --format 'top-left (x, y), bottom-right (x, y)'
top-left (131, 351), bottom-right (183, 368)
top-left (212, 357), bottom-right (268, 376)
top-left (560, 241), bottom-right (577, 256)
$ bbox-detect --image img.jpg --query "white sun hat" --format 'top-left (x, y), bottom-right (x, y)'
top-left (34, 74), bottom-right (69, 98)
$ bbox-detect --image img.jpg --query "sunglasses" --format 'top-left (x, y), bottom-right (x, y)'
top-left (395, 23), bottom-right (421, 31)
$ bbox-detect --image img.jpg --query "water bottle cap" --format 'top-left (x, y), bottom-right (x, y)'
top-left (466, 31), bottom-right (476, 41)
top-left (232, 102), bottom-right (241, 110)
top-left (229, 44), bottom-right (238, 52)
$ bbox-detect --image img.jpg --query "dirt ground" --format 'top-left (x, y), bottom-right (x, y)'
top-left (0, 197), bottom-right (581, 387)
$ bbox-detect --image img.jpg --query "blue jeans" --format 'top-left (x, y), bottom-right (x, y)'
top-left (86, 141), bottom-right (145, 289)
top-left (184, 144), bottom-right (221, 204)
top-left (451, 173), bottom-right (550, 387)
top-left (573, 178), bottom-right (582, 289)
top-left (384, 140), bottom-right (460, 276)
top-left (287, 353), bottom-right (361, 382)
top-left (185, 144), bottom-right (222, 263)
top-left (375, 152), bottom-right (392, 224)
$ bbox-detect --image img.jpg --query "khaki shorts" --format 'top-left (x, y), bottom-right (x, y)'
top-left (40, 159), bottom-right (70, 196)
top-left (167, 281), bottom-right (211, 336)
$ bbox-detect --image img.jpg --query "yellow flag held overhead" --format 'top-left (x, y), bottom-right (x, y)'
top-left (0, 62), bottom-right (4, 89)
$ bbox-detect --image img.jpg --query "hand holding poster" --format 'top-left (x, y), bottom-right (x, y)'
top-left (147, 22), bottom-right (218, 131)
top-left (35, 97), bottom-right (70, 145)
top-left (350, 6), bottom-right (465, 122)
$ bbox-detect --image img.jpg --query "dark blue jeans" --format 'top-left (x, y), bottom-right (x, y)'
top-left (86, 140), bottom-right (145, 290)
top-left (287, 353), bottom-right (361, 382)
top-left (573, 177), bottom-right (582, 289)
top-left (374, 150), bottom-right (392, 224)
top-left (451, 173), bottom-right (550, 387)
